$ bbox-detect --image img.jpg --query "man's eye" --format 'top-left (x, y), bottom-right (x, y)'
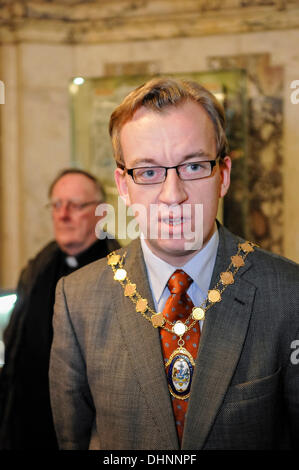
top-left (69, 202), bottom-right (80, 210)
top-left (186, 163), bottom-right (203, 172)
top-left (145, 169), bottom-right (156, 177)
top-left (138, 169), bottom-right (158, 179)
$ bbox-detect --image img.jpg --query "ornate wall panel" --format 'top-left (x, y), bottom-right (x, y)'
top-left (208, 53), bottom-right (284, 254)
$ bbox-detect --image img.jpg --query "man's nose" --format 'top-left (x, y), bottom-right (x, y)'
top-left (55, 202), bottom-right (71, 218)
top-left (158, 168), bottom-right (188, 205)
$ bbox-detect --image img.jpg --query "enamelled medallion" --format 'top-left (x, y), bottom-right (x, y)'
top-left (165, 347), bottom-right (195, 400)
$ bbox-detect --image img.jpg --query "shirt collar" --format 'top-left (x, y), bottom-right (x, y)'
top-left (141, 226), bottom-right (219, 305)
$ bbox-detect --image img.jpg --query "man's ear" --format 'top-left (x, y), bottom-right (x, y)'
top-left (219, 156), bottom-right (232, 198)
top-left (114, 167), bottom-right (131, 206)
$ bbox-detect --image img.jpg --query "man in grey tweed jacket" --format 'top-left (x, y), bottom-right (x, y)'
top-left (49, 77), bottom-right (299, 450)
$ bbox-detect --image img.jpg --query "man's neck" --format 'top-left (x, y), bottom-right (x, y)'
top-left (142, 222), bottom-right (217, 267)
top-left (60, 237), bottom-right (98, 257)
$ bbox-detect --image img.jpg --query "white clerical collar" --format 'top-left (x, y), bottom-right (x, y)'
top-left (65, 256), bottom-right (79, 268)
top-left (140, 226), bottom-right (219, 306)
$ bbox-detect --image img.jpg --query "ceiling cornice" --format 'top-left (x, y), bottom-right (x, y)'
top-left (0, 0), bottom-right (298, 44)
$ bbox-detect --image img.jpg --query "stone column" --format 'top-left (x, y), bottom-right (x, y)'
top-left (0, 44), bottom-right (23, 288)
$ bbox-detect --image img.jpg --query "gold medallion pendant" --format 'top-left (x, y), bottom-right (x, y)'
top-left (165, 348), bottom-right (195, 400)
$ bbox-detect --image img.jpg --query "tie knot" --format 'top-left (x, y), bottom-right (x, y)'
top-left (167, 269), bottom-right (193, 294)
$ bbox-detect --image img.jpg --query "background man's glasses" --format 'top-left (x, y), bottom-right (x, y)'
top-left (124, 159), bottom-right (219, 185)
top-left (46, 200), bottom-right (101, 212)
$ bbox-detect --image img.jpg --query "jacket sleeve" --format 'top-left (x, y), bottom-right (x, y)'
top-left (3, 266), bottom-right (30, 352)
top-left (3, 241), bottom-right (58, 353)
top-left (284, 321), bottom-right (299, 448)
top-left (49, 277), bottom-right (95, 450)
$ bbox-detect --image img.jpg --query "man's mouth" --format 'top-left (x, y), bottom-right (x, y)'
top-left (161, 217), bottom-right (187, 226)
top-left (57, 225), bottom-right (75, 231)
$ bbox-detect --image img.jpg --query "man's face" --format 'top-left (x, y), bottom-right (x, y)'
top-left (115, 100), bottom-right (231, 266)
top-left (50, 173), bottom-right (100, 256)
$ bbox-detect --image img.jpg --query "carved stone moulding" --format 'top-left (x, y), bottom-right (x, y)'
top-left (0, 1), bottom-right (299, 44)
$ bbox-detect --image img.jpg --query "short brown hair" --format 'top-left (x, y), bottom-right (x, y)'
top-left (48, 168), bottom-right (106, 200)
top-left (109, 77), bottom-right (229, 166)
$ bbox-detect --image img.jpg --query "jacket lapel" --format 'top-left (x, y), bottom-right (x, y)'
top-left (112, 240), bottom-right (180, 449)
top-left (182, 226), bottom-right (257, 449)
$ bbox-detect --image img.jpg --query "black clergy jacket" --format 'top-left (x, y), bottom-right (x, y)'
top-left (0, 237), bottom-right (119, 450)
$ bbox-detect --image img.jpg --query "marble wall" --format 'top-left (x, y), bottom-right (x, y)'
top-left (1, 1), bottom-right (299, 287)
top-left (209, 53), bottom-right (284, 254)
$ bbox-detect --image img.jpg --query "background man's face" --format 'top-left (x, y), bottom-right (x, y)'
top-left (51, 173), bottom-right (99, 255)
top-left (115, 100), bottom-right (231, 266)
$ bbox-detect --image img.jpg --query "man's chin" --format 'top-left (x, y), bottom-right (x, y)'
top-left (144, 237), bottom-right (202, 264)
top-left (57, 239), bottom-right (81, 256)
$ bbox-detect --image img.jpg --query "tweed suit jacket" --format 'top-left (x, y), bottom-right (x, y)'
top-left (49, 225), bottom-right (299, 450)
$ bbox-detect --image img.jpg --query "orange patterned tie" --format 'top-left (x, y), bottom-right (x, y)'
top-left (160, 269), bottom-right (200, 445)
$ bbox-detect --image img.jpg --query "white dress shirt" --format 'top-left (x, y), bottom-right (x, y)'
top-left (140, 227), bottom-right (219, 331)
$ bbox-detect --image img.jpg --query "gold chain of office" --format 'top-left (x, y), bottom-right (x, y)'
top-left (107, 240), bottom-right (256, 339)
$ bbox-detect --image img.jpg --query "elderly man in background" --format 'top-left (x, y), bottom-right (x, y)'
top-left (0, 168), bottom-right (119, 450)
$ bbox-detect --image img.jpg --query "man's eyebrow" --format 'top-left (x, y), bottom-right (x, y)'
top-left (129, 157), bottom-right (158, 167)
top-left (183, 151), bottom-right (214, 161)
top-left (129, 151), bottom-right (214, 168)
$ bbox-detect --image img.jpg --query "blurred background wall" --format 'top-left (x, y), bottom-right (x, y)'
top-left (1, 0), bottom-right (299, 289)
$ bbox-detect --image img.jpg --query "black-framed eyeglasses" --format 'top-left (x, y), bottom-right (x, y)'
top-left (46, 200), bottom-right (101, 212)
top-left (122, 159), bottom-right (219, 185)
